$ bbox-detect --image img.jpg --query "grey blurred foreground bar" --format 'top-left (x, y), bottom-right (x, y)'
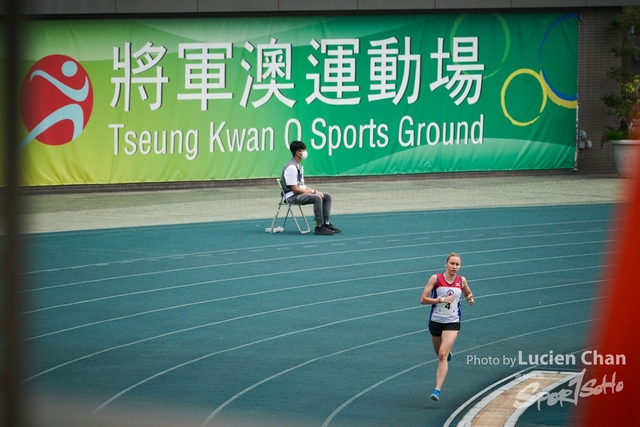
top-left (2, 0), bottom-right (24, 426)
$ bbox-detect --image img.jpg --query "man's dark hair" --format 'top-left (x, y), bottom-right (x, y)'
top-left (289, 140), bottom-right (306, 156)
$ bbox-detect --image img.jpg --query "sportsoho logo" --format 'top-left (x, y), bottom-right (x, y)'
top-left (20, 54), bottom-right (93, 149)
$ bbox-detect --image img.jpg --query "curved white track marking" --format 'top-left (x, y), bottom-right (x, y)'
top-left (91, 306), bottom-right (421, 414)
top-left (22, 217), bottom-right (614, 275)
top-left (23, 290), bottom-right (421, 383)
top-left (321, 314), bottom-right (600, 427)
top-left (443, 368), bottom-right (540, 427)
top-left (24, 245), bottom-right (607, 314)
top-left (22, 220), bottom-right (229, 239)
top-left (25, 229), bottom-right (611, 293)
top-left (95, 296), bottom-right (603, 415)
top-left (441, 345), bottom-right (599, 427)
top-left (474, 279), bottom-right (598, 299)
top-left (469, 297), bottom-right (602, 321)
top-left (26, 207), bottom-right (617, 242)
top-left (24, 270), bottom-right (427, 341)
top-left (23, 255), bottom-right (432, 313)
top-left (200, 329), bottom-right (430, 426)
top-left (202, 303), bottom-right (599, 426)
top-left (24, 268), bottom-right (601, 342)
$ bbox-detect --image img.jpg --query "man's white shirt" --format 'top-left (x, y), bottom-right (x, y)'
top-left (283, 163), bottom-right (305, 199)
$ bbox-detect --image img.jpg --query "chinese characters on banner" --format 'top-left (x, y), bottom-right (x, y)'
top-left (110, 36), bottom-right (484, 112)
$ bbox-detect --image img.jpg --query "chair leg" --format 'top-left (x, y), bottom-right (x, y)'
top-left (291, 205), bottom-right (311, 234)
top-left (268, 200), bottom-right (310, 234)
top-left (268, 203), bottom-right (285, 233)
top-left (282, 204), bottom-right (292, 229)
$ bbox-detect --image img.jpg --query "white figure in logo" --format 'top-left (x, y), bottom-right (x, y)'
top-left (20, 60), bottom-right (90, 149)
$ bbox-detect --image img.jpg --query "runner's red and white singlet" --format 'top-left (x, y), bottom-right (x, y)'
top-left (429, 273), bottom-right (464, 323)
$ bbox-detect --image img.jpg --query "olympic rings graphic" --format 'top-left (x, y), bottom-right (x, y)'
top-left (500, 13), bottom-right (578, 127)
top-left (450, 14), bottom-right (510, 80)
top-left (501, 69), bottom-right (547, 127)
top-left (539, 13), bottom-right (579, 105)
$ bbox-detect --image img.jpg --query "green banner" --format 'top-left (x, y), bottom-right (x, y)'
top-left (12, 13), bottom-right (578, 186)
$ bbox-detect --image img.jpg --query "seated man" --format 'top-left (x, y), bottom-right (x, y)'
top-left (281, 141), bottom-right (341, 235)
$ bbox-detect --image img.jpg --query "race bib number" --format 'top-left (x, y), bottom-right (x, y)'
top-left (434, 299), bottom-right (457, 315)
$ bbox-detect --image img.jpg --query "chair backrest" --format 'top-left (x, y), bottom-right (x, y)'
top-left (276, 178), bottom-right (287, 199)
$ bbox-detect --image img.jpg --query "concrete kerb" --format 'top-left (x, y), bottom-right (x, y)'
top-left (14, 175), bottom-right (625, 234)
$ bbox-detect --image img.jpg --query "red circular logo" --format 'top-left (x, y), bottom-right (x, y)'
top-left (20, 54), bottom-right (93, 147)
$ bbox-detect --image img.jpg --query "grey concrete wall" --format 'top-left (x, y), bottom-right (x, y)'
top-left (19, 0), bottom-right (640, 15)
top-left (575, 9), bottom-right (620, 174)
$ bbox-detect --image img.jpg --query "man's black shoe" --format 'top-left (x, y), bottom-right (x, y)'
top-left (314, 225), bottom-right (335, 235)
top-left (325, 223), bottom-right (341, 233)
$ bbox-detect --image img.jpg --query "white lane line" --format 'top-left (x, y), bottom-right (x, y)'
top-left (21, 218), bottom-right (616, 275)
top-left (25, 228), bottom-right (612, 295)
top-left (321, 315), bottom-right (600, 427)
top-left (201, 329), bottom-right (430, 426)
top-left (23, 290), bottom-right (423, 384)
top-left (202, 302), bottom-right (598, 426)
top-left (443, 345), bottom-right (595, 427)
top-left (21, 247), bottom-right (603, 315)
top-left (24, 268), bottom-right (602, 342)
top-left (23, 270), bottom-right (427, 341)
top-left (91, 306), bottom-right (422, 414)
top-left (461, 371), bottom-right (576, 427)
top-left (94, 297), bottom-right (602, 415)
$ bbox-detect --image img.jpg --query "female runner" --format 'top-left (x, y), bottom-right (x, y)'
top-left (420, 252), bottom-right (474, 401)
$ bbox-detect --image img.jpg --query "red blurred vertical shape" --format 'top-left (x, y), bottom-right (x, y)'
top-left (573, 143), bottom-right (640, 426)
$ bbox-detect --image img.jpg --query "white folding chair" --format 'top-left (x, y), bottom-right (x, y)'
top-left (266, 178), bottom-right (311, 234)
